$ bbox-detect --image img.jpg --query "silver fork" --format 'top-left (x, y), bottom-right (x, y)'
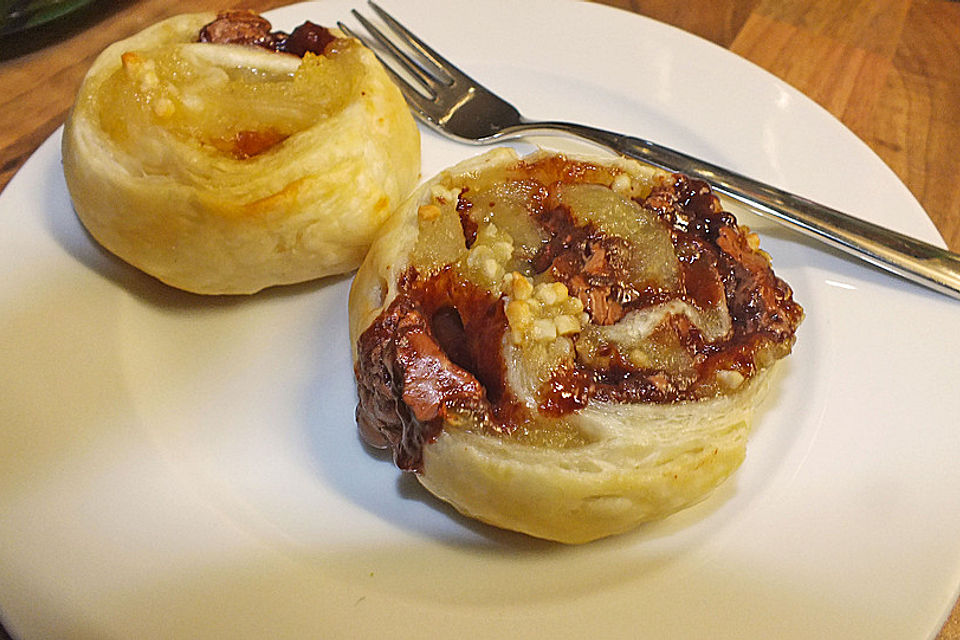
top-left (341, 2), bottom-right (960, 301)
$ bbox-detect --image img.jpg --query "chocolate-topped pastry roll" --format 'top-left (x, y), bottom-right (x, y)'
top-left (349, 148), bottom-right (802, 544)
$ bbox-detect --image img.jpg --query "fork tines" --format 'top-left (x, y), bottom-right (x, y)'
top-left (339, 1), bottom-right (467, 100)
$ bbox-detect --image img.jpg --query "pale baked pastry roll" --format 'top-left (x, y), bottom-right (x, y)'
top-left (350, 148), bottom-right (803, 544)
top-left (63, 11), bottom-right (420, 294)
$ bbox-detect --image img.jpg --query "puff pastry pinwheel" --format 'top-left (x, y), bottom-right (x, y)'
top-left (349, 148), bottom-right (803, 543)
top-left (62, 11), bottom-right (420, 294)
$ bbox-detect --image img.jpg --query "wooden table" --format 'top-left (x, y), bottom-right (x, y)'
top-left (0, 1), bottom-right (957, 638)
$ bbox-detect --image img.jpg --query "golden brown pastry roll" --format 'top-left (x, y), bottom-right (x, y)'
top-left (349, 148), bottom-right (803, 544)
top-left (62, 11), bottom-right (420, 294)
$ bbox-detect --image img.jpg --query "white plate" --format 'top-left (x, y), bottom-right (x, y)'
top-left (2, 1), bottom-right (959, 638)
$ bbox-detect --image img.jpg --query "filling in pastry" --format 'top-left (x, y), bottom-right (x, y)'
top-left (94, 11), bottom-right (360, 165)
top-left (355, 156), bottom-right (803, 470)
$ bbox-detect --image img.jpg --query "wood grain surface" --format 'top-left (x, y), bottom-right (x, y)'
top-left (0, 1), bottom-right (957, 638)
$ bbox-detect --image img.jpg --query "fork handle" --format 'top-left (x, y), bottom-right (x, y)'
top-left (509, 119), bottom-right (960, 300)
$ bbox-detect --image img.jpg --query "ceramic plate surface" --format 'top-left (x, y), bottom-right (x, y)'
top-left (2, 1), bottom-right (959, 638)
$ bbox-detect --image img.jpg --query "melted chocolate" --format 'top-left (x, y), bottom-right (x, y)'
top-left (354, 158), bottom-right (803, 471)
top-left (354, 268), bottom-right (512, 471)
top-left (199, 11), bottom-right (340, 57)
top-left (456, 189), bottom-right (478, 248)
top-left (534, 204), bottom-right (667, 326)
